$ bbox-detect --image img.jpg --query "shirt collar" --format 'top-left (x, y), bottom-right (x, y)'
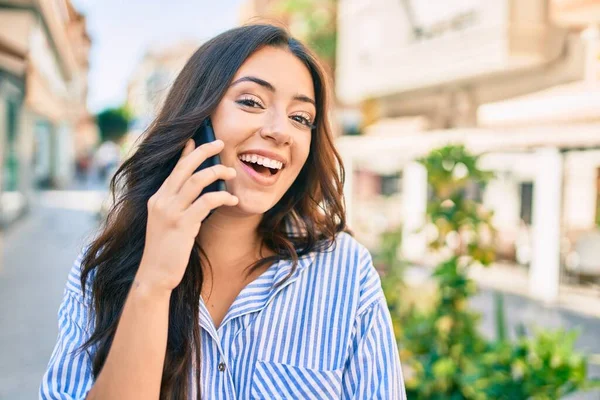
top-left (199, 246), bottom-right (316, 336)
top-left (272, 249), bottom-right (316, 288)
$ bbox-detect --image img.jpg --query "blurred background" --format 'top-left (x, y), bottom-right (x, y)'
top-left (2, 0), bottom-right (600, 398)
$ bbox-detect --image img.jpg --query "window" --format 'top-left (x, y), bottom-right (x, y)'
top-left (520, 182), bottom-right (534, 225)
top-left (3, 99), bottom-right (20, 192)
top-left (404, 0), bottom-right (480, 40)
top-left (33, 120), bottom-right (53, 187)
top-left (464, 181), bottom-right (483, 202)
top-left (381, 172), bottom-right (402, 197)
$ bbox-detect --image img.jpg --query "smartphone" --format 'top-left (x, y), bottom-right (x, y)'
top-left (192, 118), bottom-right (226, 199)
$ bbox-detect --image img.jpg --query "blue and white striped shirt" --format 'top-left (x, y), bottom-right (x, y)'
top-left (40, 232), bottom-right (406, 399)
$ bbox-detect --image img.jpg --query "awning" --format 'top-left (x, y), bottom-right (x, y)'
top-left (336, 120), bottom-right (600, 173)
top-left (478, 80), bottom-right (600, 127)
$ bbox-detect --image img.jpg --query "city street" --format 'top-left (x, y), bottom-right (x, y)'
top-left (1, 182), bottom-right (599, 399)
top-left (0, 183), bottom-right (106, 400)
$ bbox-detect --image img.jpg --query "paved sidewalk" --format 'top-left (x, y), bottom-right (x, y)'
top-left (0, 189), bottom-right (105, 400)
top-left (470, 262), bottom-right (600, 319)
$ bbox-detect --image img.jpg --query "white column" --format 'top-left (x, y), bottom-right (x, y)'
top-left (401, 162), bottom-right (428, 262)
top-left (581, 24), bottom-right (600, 83)
top-left (530, 148), bottom-right (563, 303)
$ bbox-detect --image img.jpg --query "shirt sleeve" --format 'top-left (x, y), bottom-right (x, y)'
top-left (341, 292), bottom-right (407, 399)
top-left (39, 251), bottom-right (95, 399)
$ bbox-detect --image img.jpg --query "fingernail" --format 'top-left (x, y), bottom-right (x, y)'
top-left (214, 139), bottom-right (224, 146)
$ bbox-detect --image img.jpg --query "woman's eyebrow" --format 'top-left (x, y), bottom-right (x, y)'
top-left (231, 75), bottom-right (275, 91)
top-left (293, 94), bottom-right (316, 107)
top-left (230, 75), bottom-right (316, 107)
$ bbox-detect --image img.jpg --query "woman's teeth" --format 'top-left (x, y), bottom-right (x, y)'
top-left (238, 154), bottom-right (283, 170)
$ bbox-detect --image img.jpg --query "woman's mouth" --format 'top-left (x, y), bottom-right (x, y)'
top-left (238, 154), bottom-right (283, 175)
top-left (237, 153), bottom-right (284, 186)
top-left (242, 161), bottom-right (278, 176)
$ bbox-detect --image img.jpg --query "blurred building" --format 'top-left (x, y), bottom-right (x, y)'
top-left (238, 0), bottom-right (338, 86)
top-left (126, 40), bottom-right (200, 134)
top-left (238, 0), bottom-right (290, 25)
top-left (337, 0), bottom-right (600, 302)
top-left (239, 0), bottom-right (272, 21)
top-left (0, 0), bottom-right (96, 227)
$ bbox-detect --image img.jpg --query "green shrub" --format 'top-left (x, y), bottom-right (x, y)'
top-left (378, 145), bottom-right (599, 399)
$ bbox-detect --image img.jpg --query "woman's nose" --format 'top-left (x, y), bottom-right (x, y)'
top-left (259, 112), bottom-right (293, 146)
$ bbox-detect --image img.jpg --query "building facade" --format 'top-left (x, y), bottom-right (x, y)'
top-left (126, 40), bottom-right (199, 135)
top-left (0, 0), bottom-right (95, 227)
top-left (336, 0), bottom-right (600, 301)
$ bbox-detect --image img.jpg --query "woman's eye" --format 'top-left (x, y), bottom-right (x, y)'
top-left (291, 115), bottom-right (314, 128)
top-left (236, 98), bottom-right (263, 108)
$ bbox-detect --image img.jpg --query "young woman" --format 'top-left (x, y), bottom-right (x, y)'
top-left (40, 24), bottom-right (406, 399)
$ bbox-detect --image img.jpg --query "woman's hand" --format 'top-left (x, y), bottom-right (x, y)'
top-left (136, 139), bottom-right (238, 295)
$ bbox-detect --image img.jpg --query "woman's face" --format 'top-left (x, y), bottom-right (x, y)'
top-left (211, 46), bottom-right (315, 215)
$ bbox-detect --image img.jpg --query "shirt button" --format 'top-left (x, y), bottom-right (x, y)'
top-left (218, 362), bottom-right (226, 372)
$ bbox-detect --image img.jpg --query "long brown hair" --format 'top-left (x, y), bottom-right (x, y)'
top-left (79, 23), bottom-right (347, 399)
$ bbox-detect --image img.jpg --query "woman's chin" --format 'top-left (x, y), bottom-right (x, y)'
top-left (218, 196), bottom-right (274, 217)
top-left (235, 198), bottom-right (274, 215)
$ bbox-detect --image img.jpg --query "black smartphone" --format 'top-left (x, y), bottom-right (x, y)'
top-left (192, 118), bottom-right (226, 199)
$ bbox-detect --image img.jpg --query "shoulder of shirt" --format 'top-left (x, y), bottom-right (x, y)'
top-left (323, 231), bottom-right (370, 263)
top-left (65, 244), bottom-right (96, 303)
top-left (310, 231), bottom-right (383, 316)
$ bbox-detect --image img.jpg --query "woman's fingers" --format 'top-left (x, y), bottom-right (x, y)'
top-left (185, 191), bottom-right (239, 222)
top-left (162, 139), bottom-right (224, 195)
top-left (176, 164), bottom-right (237, 208)
top-left (181, 138), bottom-right (195, 158)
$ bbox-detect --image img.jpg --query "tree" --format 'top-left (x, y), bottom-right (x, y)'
top-left (271, 0), bottom-right (337, 76)
top-left (96, 106), bottom-right (131, 143)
